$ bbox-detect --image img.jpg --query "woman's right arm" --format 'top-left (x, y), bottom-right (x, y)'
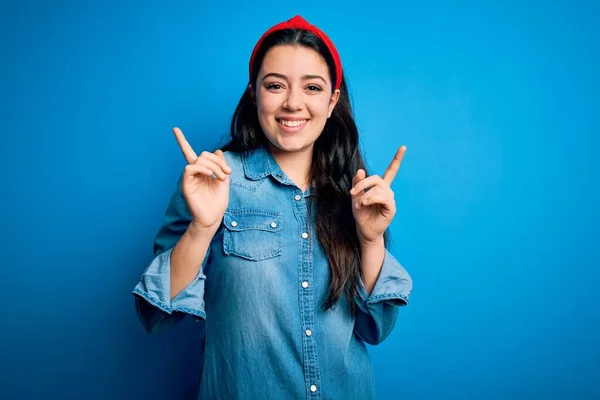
top-left (170, 221), bottom-right (218, 299)
top-left (133, 177), bottom-right (217, 334)
top-left (133, 127), bottom-right (231, 334)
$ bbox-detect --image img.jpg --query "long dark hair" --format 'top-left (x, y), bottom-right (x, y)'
top-left (221, 29), bottom-right (389, 314)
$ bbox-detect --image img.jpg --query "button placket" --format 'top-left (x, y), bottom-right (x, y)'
top-left (294, 188), bottom-right (321, 398)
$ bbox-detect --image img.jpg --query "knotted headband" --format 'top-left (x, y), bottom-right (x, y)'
top-left (248, 15), bottom-right (343, 90)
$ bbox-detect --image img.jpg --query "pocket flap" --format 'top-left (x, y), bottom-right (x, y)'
top-left (223, 210), bottom-right (282, 232)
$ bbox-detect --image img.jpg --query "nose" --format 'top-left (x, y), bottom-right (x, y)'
top-left (283, 87), bottom-right (303, 111)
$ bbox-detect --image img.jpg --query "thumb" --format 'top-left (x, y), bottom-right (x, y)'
top-left (352, 168), bottom-right (366, 187)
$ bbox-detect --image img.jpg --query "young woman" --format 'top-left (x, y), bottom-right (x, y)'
top-left (133, 15), bottom-right (413, 400)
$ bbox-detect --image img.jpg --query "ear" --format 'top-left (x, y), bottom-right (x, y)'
top-left (248, 83), bottom-right (256, 105)
top-left (327, 89), bottom-right (341, 118)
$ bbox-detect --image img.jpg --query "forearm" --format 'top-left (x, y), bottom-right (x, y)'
top-left (359, 235), bottom-right (385, 295)
top-left (170, 222), bottom-right (217, 299)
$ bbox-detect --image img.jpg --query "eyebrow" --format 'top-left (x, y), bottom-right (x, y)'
top-left (261, 72), bottom-right (327, 84)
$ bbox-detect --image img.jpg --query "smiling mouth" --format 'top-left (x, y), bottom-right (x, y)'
top-left (276, 119), bottom-right (308, 128)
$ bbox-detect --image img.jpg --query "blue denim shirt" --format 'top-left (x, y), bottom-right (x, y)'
top-left (133, 145), bottom-right (412, 399)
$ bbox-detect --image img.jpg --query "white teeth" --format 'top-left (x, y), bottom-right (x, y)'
top-left (279, 119), bottom-right (306, 127)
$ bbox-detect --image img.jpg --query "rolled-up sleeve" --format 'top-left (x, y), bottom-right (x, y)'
top-left (134, 247), bottom-right (208, 313)
top-left (132, 176), bottom-right (209, 334)
top-left (354, 249), bottom-right (412, 345)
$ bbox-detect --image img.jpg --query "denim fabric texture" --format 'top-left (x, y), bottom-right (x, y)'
top-left (133, 145), bottom-right (412, 399)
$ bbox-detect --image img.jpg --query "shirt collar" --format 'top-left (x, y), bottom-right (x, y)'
top-left (242, 145), bottom-right (315, 196)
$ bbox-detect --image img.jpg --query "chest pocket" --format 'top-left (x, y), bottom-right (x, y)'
top-left (222, 210), bottom-right (282, 261)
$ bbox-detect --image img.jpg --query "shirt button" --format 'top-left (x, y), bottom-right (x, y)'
top-left (305, 329), bottom-right (312, 336)
top-left (302, 281), bottom-right (309, 288)
top-left (310, 385), bottom-right (317, 392)
top-left (230, 221), bottom-right (238, 227)
top-left (270, 222), bottom-right (277, 228)
top-left (301, 232), bottom-right (308, 239)
top-left (295, 194), bottom-right (302, 201)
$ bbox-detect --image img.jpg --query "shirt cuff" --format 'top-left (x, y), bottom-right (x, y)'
top-left (357, 249), bottom-right (412, 311)
top-left (132, 247), bottom-right (207, 319)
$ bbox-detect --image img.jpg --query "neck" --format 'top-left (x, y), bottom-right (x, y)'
top-left (268, 143), bottom-right (313, 191)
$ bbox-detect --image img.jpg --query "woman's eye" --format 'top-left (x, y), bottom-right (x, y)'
top-left (307, 85), bottom-right (322, 92)
top-left (266, 83), bottom-right (283, 90)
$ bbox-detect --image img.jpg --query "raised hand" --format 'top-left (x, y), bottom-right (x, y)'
top-left (173, 127), bottom-right (231, 230)
top-left (350, 146), bottom-right (406, 244)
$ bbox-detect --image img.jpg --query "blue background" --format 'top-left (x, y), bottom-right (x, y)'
top-left (1, 0), bottom-right (599, 399)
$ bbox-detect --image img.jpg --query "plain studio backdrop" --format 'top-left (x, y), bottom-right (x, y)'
top-left (1, 0), bottom-right (598, 399)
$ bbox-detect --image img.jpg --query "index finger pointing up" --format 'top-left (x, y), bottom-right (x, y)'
top-left (382, 145), bottom-right (407, 184)
top-left (173, 127), bottom-right (197, 164)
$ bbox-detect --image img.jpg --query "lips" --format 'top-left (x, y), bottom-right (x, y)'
top-left (276, 118), bottom-right (309, 132)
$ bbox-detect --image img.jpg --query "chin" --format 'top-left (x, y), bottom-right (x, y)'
top-left (268, 136), bottom-right (315, 154)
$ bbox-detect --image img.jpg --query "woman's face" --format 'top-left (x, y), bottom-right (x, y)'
top-left (253, 45), bottom-right (340, 155)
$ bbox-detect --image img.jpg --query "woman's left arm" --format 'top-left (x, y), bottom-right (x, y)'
top-left (350, 146), bottom-right (413, 345)
top-left (354, 239), bottom-right (412, 345)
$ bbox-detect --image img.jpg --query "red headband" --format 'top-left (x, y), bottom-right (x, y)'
top-left (248, 15), bottom-right (343, 90)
